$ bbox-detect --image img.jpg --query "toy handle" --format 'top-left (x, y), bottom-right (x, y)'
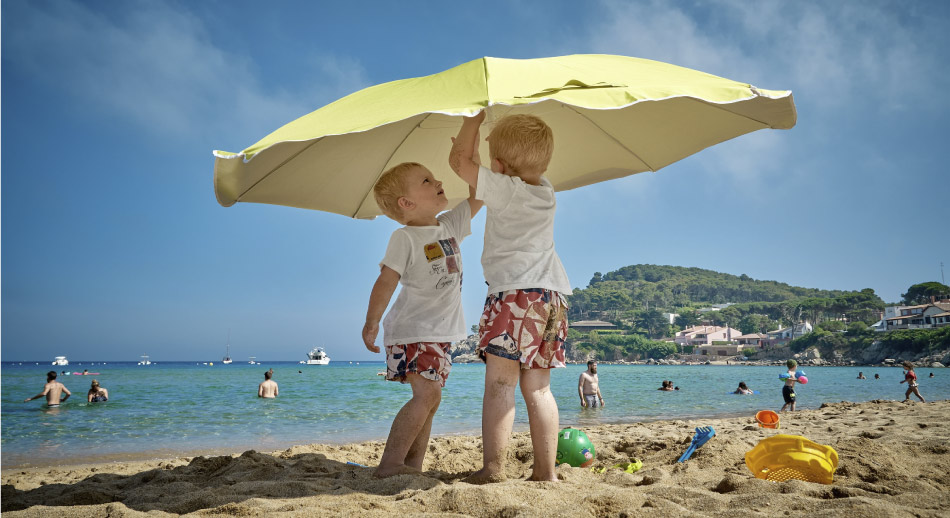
top-left (677, 444), bottom-right (697, 463)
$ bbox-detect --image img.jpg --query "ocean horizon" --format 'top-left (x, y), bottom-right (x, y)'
top-left (3, 361), bottom-right (946, 469)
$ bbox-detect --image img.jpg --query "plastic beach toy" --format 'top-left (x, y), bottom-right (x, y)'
top-left (755, 410), bottom-right (780, 429)
top-left (677, 426), bottom-right (715, 462)
top-left (591, 459), bottom-right (642, 474)
top-left (556, 427), bottom-right (596, 468)
top-left (745, 434), bottom-right (838, 484)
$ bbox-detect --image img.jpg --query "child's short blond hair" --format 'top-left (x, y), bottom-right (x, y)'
top-left (488, 114), bottom-right (554, 176)
top-left (373, 162), bottom-right (422, 222)
top-left (373, 162), bottom-right (424, 223)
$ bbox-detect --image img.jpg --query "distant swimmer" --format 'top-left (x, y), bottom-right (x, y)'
top-left (258, 370), bottom-right (279, 398)
top-left (87, 379), bottom-right (109, 402)
top-left (24, 371), bottom-right (71, 407)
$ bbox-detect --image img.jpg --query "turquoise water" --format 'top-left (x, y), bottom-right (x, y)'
top-left (2, 361), bottom-right (947, 467)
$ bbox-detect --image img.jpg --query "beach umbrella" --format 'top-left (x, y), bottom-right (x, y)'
top-left (213, 54), bottom-right (796, 219)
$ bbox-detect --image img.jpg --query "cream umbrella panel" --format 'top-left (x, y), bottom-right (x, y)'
top-left (213, 54), bottom-right (796, 219)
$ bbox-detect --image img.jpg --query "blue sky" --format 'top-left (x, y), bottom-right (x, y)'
top-left (3, 0), bottom-right (948, 362)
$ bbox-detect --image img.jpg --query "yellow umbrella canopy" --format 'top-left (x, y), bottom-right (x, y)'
top-left (213, 54), bottom-right (796, 219)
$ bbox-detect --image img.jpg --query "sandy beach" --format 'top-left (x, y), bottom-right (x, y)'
top-left (3, 399), bottom-right (948, 517)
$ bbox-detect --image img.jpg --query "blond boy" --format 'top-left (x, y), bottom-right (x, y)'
top-left (362, 162), bottom-right (482, 478)
top-left (449, 111), bottom-right (571, 483)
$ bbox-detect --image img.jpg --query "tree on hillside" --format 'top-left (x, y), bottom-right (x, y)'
top-left (674, 310), bottom-right (701, 328)
top-left (638, 309), bottom-right (670, 339)
top-left (901, 282), bottom-right (950, 305)
top-left (739, 314), bottom-right (773, 334)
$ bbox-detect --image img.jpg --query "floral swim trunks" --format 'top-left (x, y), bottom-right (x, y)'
top-left (477, 288), bottom-right (568, 369)
top-left (385, 342), bottom-right (453, 387)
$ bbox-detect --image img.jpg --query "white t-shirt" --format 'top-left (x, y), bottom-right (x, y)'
top-left (380, 201), bottom-right (472, 345)
top-left (475, 166), bottom-right (572, 295)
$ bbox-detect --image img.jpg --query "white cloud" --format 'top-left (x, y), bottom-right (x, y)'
top-left (2, 1), bottom-right (368, 147)
top-left (581, 0), bottom-right (949, 190)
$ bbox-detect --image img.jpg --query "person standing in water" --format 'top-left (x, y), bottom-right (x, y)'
top-left (24, 371), bottom-right (71, 407)
top-left (578, 361), bottom-right (605, 408)
top-left (258, 370), bottom-right (279, 398)
top-left (87, 379), bottom-right (109, 402)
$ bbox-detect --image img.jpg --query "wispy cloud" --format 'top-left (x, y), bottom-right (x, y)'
top-left (3, 1), bottom-right (368, 147)
top-left (581, 0), bottom-right (949, 190)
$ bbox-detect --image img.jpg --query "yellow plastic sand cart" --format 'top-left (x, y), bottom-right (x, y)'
top-left (745, 434), bottom-right (839, 484)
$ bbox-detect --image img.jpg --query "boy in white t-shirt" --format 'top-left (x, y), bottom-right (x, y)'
top-left (362, 161), bottom-right (482, 478)
top-left (449, 111), bottom-right (571, 483)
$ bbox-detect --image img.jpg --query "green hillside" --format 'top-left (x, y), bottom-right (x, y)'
top-left (566, 264), bottom-right (884, 334)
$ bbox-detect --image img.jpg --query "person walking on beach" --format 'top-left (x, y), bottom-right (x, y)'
top-left (87, 379), bottom-right (109, 402)
top-left (258, 370), bottom-right (278, 398)
top-left (578, 361), bottom-right (605, 408)
top-left (780, 359), bottom-right (802, 412)
top-left (24, 371), bottom-right (71, 407)
top-left (450, 111), bottom-right (571, 484)
top-left (362, 161), bottom-right (482, 478)
top-left (900, 361), bottom-right (925, 402)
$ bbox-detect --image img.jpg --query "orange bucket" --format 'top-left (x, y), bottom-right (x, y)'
top-left (755, 410), bottom-right (780, 429)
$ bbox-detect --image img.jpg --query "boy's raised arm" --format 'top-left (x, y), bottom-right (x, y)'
top-left (449, 111), bottom-right (485, 188)
top-left (467, 179), bottom-right (484, 216)
top-left (362, 266), bottom-right (401, 353)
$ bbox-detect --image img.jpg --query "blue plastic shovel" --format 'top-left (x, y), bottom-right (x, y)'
top-left (677, 426), bottom-right (716, 463)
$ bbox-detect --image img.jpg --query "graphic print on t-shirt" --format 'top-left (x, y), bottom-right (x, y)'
top-left (423, 237), bottom-right (461, 289)
top-left (424, 243), bottom-right (445, 262)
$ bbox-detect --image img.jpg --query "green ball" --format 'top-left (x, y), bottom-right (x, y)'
top-left (555, 427), bottom-right (595, 468)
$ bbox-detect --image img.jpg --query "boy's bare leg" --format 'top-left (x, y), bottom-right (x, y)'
top-left (463, 354), bottom-right (519, 484)
top-left (405, 375), bottom-right (442, 470)
top-left (375, 373), bottom-right (442, 478)
top-left (520, 368), bottom-right (559, 482)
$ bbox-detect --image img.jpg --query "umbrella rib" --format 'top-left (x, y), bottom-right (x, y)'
top-left (351, 113), bottom-right (431, 218)
top-left (561, 105), bottom-right (658, 172)
top-left (236, 140), bottom-right (322, 202)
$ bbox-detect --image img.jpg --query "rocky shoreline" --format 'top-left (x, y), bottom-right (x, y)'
top-left (449, 334), bottom-right (950, 368)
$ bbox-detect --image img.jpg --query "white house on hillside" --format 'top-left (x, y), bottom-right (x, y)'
top-left (767, 322), bottom-right (813, 343)
top-left (674, 325), bottom-right (743, 347)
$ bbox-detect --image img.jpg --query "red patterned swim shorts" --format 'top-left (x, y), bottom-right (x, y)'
top-left (477, 288), bottom-right (568, 369)
top-left (385, 342), bottom-right (453, 387)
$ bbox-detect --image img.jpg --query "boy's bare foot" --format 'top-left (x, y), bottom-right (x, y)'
top-left (526, 473), bottom-right (559, 482)
top-left (374, 464), bottom-right (422, 479)
top-left (461, 468), bottom-right (507, 485)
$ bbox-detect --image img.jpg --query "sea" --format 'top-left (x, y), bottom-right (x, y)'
top-left (2, 361), bottom-right (947, 468)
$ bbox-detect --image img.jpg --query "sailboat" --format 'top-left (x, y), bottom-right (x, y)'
top-left (222, 330), bottom-right (233, 364)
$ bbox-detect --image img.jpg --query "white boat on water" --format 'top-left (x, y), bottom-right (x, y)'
top-left (301, 347), bottom-right (330, 365)
top-left (138, 355), bottom-right (152, 365)
top-left (52, 356), bottom-right (69, 366)
top-left (222, 330), bottom-right (233, 364)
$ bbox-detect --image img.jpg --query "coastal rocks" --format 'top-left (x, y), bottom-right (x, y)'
top-left (452, 353), bottom-right (481, 364)
top-left (449, 335), bottom-right (478, 359)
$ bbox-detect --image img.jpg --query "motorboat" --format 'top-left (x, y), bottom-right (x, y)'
top-left (302, 347), bottom-right (330, 365)
top-left (52, 356), bottom-right (69, 366)
top-left (138, 355), bottom-right (152, 365)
